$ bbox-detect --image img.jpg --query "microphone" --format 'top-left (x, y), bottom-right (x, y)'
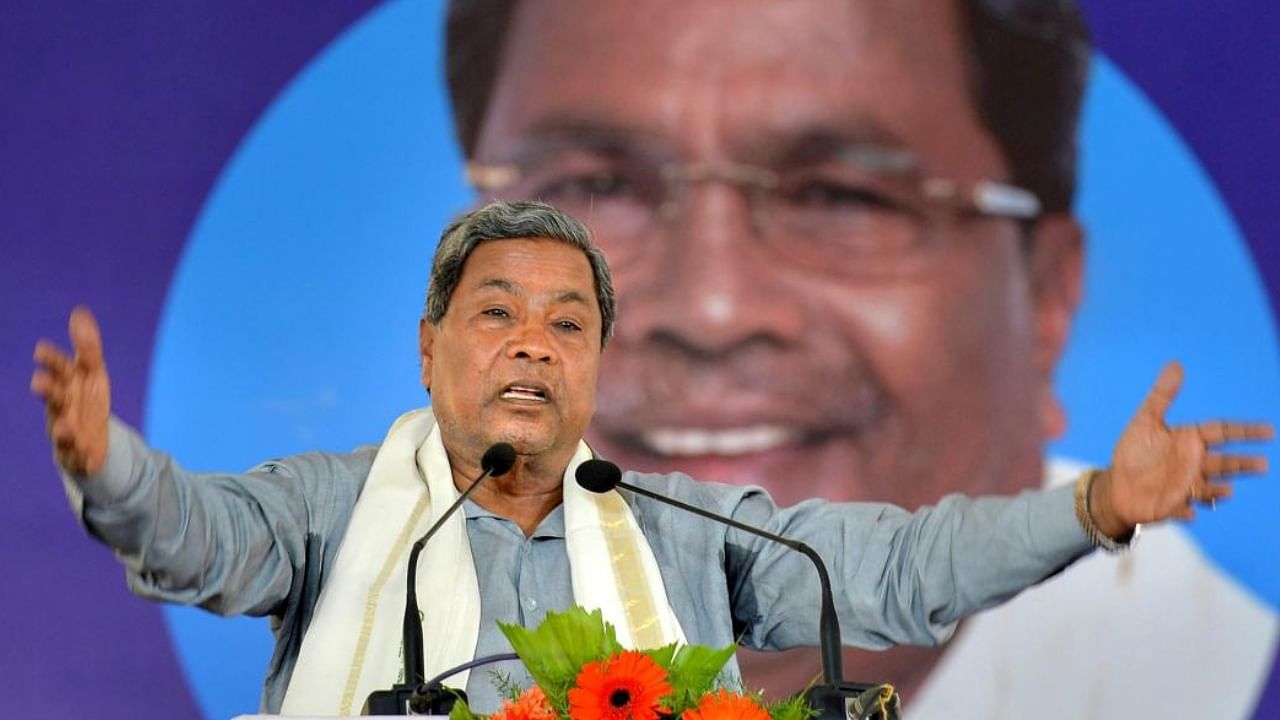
top-left (575, 460), bottom-right (886, 719)
top-left (364, 442), bottom-right (518, 716)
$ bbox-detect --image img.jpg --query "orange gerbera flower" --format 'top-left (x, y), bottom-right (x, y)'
top-left (492, 686), bottom-right (556, 720)
top-left (567, 651), bottom-right (671, 720)
top-left (682, 689), bottom-right (771, 720)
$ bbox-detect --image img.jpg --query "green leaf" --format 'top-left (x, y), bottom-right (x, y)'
top-left (659, 642), bottom-right (738, 713)
top-left (490, 670), bottom-right (526, 703)
top-left (641, 642), bottom-right (678, 670)
top-left (768, 692), bottom-right (820, 720)
top-left (498, 607), bottom-right (624, 714)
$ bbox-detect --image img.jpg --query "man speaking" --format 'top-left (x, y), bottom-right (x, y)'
top-left (33, 201), bottom-right (1271, 715)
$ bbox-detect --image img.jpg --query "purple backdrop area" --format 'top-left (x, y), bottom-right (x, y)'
top-left (1, 2), bottom-right (1276, 717)
top-left (0, 3), bottom-right (379, 716)
top-left (1084, 6), bottom-right (1280, 302)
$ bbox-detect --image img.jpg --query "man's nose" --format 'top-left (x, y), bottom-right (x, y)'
top-left (621, 184), bottom-right (805, 356)
top-left (507, 320), bottom-right (556, 363)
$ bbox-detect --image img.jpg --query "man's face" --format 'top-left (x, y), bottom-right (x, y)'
top-left (420, 238), bottom-right (603, 465)
top-left (471, 0), bottom-right (1078, 508)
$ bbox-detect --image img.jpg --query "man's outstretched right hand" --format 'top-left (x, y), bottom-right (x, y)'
top-left (31, 306), bottom-right (112, 476)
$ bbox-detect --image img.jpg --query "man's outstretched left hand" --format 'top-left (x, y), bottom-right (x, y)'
top-left (1089, 362), bottom-right (1273, 539)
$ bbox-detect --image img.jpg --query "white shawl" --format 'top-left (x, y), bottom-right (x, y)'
top-left (279, 408), bottom-right (686, 715)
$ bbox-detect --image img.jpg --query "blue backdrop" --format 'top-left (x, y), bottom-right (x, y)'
top-left (2, 1), bottom-right (1277, 717)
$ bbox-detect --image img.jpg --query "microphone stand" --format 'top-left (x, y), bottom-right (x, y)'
top-left (580, 464), bottom-right (896, 719)
top-left (364, 444), bottom-right (516, 715)
top-left (613, 480), bottom-right (845, 685)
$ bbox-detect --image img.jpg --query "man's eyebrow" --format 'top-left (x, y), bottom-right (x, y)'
top-left (475, 279), bottom-right (591, 308)
top-left (477, 277), bottom-right (521, 295)
top-left (755, 123), bottom-right (913, 167)
top-left (502, 117), bottom-right (677, 161)
top-left (554, 289), bottom-right (592, 307)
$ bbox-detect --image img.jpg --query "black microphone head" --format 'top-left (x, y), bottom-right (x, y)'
top-left (481, 443), bottom-right (518, 477)
top-left (576, 459), bottom-right (622, 493)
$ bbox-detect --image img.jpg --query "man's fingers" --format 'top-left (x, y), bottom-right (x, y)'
top-left (1138, 361), bottom-right (1184, 422)
top-left (33, 340), bottom-right (73, 380)
top-left (31, 368), bottom-right (52, 397)
top-left (1202, 483), bottom-right (1234, 502)
top-left (69, 306), bottom-right (106, 371)
top-left (30, 369), bottom-right (68, 409)
top-left (34, 309), bottom-right (109, 476)
top-left (1204, 453), bottom-right (1268, 477)
top-left (1197, 420), bottom-right (1275, 445)
top-left (1190, 482), bottom-right (1234, 502)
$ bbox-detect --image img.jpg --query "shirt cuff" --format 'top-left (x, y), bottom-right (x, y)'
top-left (1030, 482), bottom-right (1094, 560)
top-left (67, 416), bottom-right (145, 508)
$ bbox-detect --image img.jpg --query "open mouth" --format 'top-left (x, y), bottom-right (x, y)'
top-left (637, 425), bottom-right (805, 457)
top-left (500, 383), bottom-right (550, 403)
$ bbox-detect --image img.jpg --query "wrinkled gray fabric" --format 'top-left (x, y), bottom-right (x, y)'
top-left (64, 417), bottom-right (1090, 713)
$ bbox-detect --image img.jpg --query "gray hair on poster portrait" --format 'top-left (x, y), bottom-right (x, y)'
top-left (445, 0), bottom-right (1090, 212)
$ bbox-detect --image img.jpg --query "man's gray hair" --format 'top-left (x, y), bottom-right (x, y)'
top-left (423, 200), bottom-right (616, 346)
top-left (445, 0), bottom-right (1089, 214)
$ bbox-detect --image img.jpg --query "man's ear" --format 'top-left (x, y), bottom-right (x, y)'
top-left (418, 317), bottom-right (436, 392)
top-left (1028, 214), bottom-right (1084, 440)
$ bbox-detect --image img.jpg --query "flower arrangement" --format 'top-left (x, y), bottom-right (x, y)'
top-left (449, 607), bottom-right (815, 720)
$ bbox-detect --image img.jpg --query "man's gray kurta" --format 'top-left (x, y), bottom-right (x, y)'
top-left (65, 417), bottom-right (1091, 713)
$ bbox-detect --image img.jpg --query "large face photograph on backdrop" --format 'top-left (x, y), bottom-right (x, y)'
top-left (6, 0), bottom-right (1279, 718)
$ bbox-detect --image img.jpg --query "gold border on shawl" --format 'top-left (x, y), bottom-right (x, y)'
top-left (597, 491), bottom-right (665, 648)
top-left (338, 493), bottom-right (431, 715)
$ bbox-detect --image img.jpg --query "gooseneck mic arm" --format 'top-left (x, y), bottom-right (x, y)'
top-left (574, 459), bottom-right (843, 686)
top-left (422, 652), bottom-right (520, 691)
top-left (364, 442), bottom-right (517, 715)
top-left (403, 442), bottom-right (518, 687)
